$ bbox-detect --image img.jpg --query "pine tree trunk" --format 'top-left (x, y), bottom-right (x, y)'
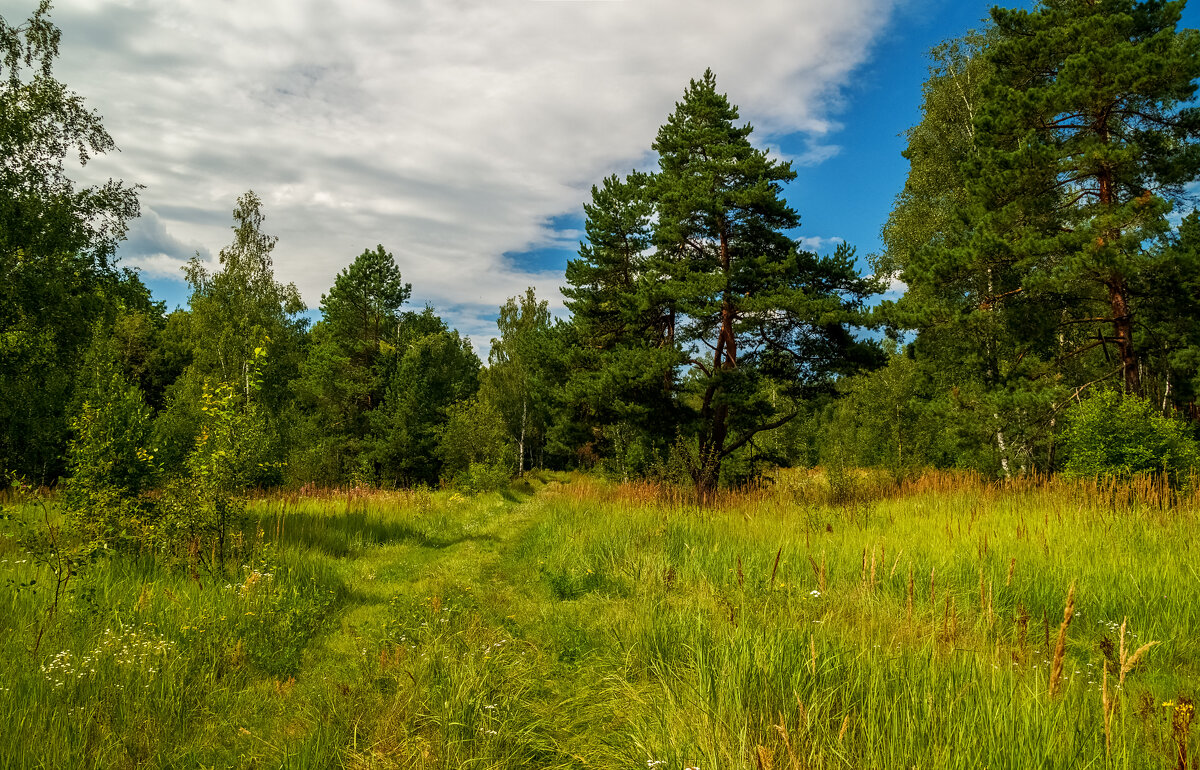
top-left (1107, 278), bottom-right (1140, 395)
top-left (1098, 159), bottom-right (1141, 396)
top-left (697, 227), bottom-right (736, 497)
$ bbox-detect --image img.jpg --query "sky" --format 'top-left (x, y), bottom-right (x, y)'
top-left (6, 0), bottom-right (1199, 354)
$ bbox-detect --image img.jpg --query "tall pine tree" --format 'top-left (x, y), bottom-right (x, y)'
top-left (566, 71), bottom-right (881, 491)
top-left (967, 0), bottom-right (1200, 396)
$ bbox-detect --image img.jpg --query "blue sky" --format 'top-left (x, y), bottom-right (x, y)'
top-left (15, 0), bottom-right (1198, 351)
top-left (788, 0), bottom-right (1200, 278)
top-left (785, 0), bottom-right (997, 270)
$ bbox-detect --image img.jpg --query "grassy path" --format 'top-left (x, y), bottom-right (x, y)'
top-left (308, 487), bottom-right (541, 675)
top-left (264, 482), bottom-right (592, 768)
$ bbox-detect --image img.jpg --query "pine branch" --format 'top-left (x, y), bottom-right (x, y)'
top-left (721, 411), bottom-right (800, 459)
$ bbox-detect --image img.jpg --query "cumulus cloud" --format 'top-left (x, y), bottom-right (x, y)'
top-left (118, 206), bottom-right (212, 279)
top-left (30, 0), bottom-right (896, 338)
top-left (866, 274), bottom-right (907, 297)
top-left (798, 236), bottom-right (846, 253)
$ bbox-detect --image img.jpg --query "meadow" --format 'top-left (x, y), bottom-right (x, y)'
top-left (1, 470), bottom-right (1197, 769)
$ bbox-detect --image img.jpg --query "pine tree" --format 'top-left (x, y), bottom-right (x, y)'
top-left (323, 244), bottom-right (411, 357)
top-left (967, 0), bottom-right (1200, 396)
top-left (877, 33), bottom-right (1043, 476)
top-left (562, 172), bottom-right (683, 470)
top-left (566, 71), bottom-right (882, 491)
top-left (882, 4), bottom-right (1200, 473)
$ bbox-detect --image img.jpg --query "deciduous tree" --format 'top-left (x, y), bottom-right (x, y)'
top-left (0, 2), bottom-right (145, 482)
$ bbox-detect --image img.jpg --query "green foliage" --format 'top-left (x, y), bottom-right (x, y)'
top-left (150, 367), bottom-right (205, 477)
top-left (322, 243), bottom-right (411, 349)
top-left (290, 246), bottom-right (412, 484)
top-left (63, 334), bottom-right (159, 550)
top-left (564, 70), bottom-right (882, 490)
top-left (0, 1), bottom-right (140, 266)
top-left (439, 396), bottom-right (511, 490)
top-left (371, 320), bottom-right (481, 486)
top-left (878, 3), bottom-right (1200, 475)
top-left (561, 172), bottom-right (682, 466)
top-left (161, 347), bottom-right (273, 566)
top-left (1, 477), bottom-right (96, 653)
top-left (964, 0), bottom-right (1200, 396)
top-left (453, 462), bottom-right (512, 495)
top-left (826, 350), bottom-right (930, 475)
top-left (183, 191), bottom-right (306, 419)
top-left (0, 3), bottom-right (146, 483)
top-left (876, 33), bottom-right (990, 285)
top-left (153, 192), bottom-right (306, 486)
top-left (1063, 389), bottom-right (1200, 482)
top-left (109, 306), bottom-right (189, 411)
top-left (597, 421), bottom-right (659, 482)
top-left (484, 288), bottom-right (563, 474)
top-left (1137, 212), bottom-right (1200, 408)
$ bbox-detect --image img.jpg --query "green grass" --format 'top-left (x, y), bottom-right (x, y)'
top-left (1, 470), bottom-right (1197, 768)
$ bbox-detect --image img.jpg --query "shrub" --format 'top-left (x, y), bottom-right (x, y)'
top-left (454, 461), bottom-right (511, 493)
top-left (439, 396), bottom-right (511, 489)
top-left (1063, 389), bottom-right (1200, 482)
top-left (159, 347), bottom-right (274, 567)
top-left (64, 338), bottom-right (160, 551)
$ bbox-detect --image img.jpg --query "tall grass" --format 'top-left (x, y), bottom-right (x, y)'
top-left (1, 469), bottom-right (1196, 767)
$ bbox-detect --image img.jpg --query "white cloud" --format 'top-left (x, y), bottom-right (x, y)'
top-left (798, 236), bottom-right (846, 253)
top-left (866, 274), bottom-right (907, 296)
top-left (18, 0), bottom-right (896, 333)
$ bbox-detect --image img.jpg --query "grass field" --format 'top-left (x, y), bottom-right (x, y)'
top-left (1, 470), bottom-right (1197, 768)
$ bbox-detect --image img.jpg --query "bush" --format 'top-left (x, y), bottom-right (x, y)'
top-left (65, 338), bottom-right (160, 551)
top-left (1063, 389), bottom-right (1200, 482)
top-left (453, 461), bottom-right (511, 493)
top-left (159, 347), bottom-right (274, 568)
top-left (438, 396), bottom-right (511, 488)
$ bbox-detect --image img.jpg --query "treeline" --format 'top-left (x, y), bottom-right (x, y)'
top-left (5, 0), bottom-right (1200, 510)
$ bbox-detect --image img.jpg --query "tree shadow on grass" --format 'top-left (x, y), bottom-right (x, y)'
top-left (252, 511), bottom-right (499, 557)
